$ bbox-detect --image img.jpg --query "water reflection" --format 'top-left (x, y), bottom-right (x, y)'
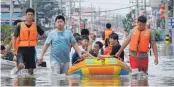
top-left (160, 44), bottom-right (174, 56)
top-left (1, 77), bottom-right (13, 86)
top-left (50, 75), bottom-right (69, 86)
top-left (13, 77), bottom-right (36, 86)
top-left (1, 44), bottom-right (174, 86)
top-left (67, 75), bottom-right (148, 86)
top-left (130, 75), bottom-right (148, 86)
top-left (131, 79), bottom-right (148, 86)
top-left (7, 74), bottom-right (149, 86)
top-left (69, 75), bottom-right (123, 86)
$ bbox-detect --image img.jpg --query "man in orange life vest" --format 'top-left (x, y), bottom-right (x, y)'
top-left (12, 8), bottom-right (44, 75)
top-left (116, 16), bottom-right (158, 74)
top-left (102, 23), bottom-right (113, 44)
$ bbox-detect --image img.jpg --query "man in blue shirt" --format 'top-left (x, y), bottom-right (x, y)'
top-left (38, 15), bottom-right (84, 75)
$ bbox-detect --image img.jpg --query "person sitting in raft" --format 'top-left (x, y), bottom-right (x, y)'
top-left (99, 33), bottom-right (124, 61)
top-left (89, 41), bottom-right (104, 57)
top-left (72, 35), bottom-right (91, 64)
top-left (1, 45), bottom-right (14, 61)
top-left (103, 38), bottom-right (112, 55)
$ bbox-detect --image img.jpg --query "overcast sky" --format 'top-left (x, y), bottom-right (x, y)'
top-left (75, 0), bottom-right (150, 15)
top-left (76, 0), bottom-right (131, 15)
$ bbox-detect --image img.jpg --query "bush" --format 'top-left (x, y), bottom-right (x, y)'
top-left (153, 30), bottom-right (161, 41)
top-left (1, 24), bottom-right (13, 44)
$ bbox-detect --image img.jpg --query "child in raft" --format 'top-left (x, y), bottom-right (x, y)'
top-left (99, 33), bottom-right (124, 61)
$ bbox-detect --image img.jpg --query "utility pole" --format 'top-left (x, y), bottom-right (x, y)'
top-left (10, 0), bottom-right (14, 25)
top-left (98, 6), bottom-right (101, 31)
top-left (109, 11), bottom-right (111, 21)
top-left (116, 15), bottom-right (118, 28)
top-left (105, 10), bottom-right (107, 25)
top-left (144, 0), bottom-right (146, 16)
top-left (78, 0), bottom-right (81, 34)
top-left (69, 0), bottom-right (72, 27)
top-left (113, 14), bottom-right (115, 28)
top-left (91, 4), bottom-right (93, 31)
top-left (173, 0), bottom-right (174, 17)
top-left (136, 0), bottom-right (139, 21)
top-left (30, 0), bottom-right (32, 8)
top-left (173, 0), bottom-right (174, 44)
top-left (165, 0), bottom-right (169, 35)
top-left (74, 0), bottom-right (76, 10)
top-left (16, 0), bottom-right (24, 14)
top-left (35, 2), bottom-right (37, 23)
top-left (60, 0), bottom-right (62, 15)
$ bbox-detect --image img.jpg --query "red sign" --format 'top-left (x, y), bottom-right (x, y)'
top-left (80, 23), bottom-right (84, 29)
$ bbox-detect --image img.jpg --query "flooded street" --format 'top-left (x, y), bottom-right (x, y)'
top-left (1, 0), bottom-right (174, 86)
top-left (1, 41), bottom-right (174, 86)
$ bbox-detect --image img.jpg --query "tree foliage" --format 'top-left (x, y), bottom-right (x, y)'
top-left (22, 0), bottom-right (61, 28)
top-left (168, 0), bottom-right (173, 17)
top-left (1, 25), bottom-right (13, 44)
top-left (122, 10), bottom-right (134, 34)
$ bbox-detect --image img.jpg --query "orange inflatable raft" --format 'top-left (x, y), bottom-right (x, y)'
top-left (68, 58), bottom-right (131, 75)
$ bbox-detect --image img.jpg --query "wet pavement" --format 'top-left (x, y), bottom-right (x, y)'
top-left (1, 41), bottom-right (174, 86)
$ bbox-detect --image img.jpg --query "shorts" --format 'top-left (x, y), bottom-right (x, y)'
top-left (129, 56), bottom-right (148, 72)
top-left (16, 47), bottom-right (36, 69)
top-left (51, 61), bottom-right (69, 75)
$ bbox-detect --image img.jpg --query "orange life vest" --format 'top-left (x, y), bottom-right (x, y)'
top-left (129, 27), bottom-right (151, 52)
top-left (104, 45), bottom-right (112, 55)
top-left (104, 29), bottom-right (113, 42)
top-left (19, 22), bottom-right (37, 47)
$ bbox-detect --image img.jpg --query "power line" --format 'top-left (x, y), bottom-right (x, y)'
top-left (85, 5), bottom-right (136, 13)
top-left (101, 5), bottom-right (136, 12)
top-left (82, 1), bottom-right (128, 5)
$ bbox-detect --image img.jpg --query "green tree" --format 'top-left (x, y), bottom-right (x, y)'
top-left (168, 0), bottom-right (173, 17)
top-left (152, 30), bottom-right (162, 41)
top-left (1, 24), bottom-right (13, 44)
top-left (22, 0), bottom-right (61, 29)
top-left (122, 10), bottom-right (134, 34)
top-left (34, 1), bottom-right (61, 24)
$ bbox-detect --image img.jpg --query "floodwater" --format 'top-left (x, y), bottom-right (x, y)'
top-left (1, 41), bottom-right (174, 86)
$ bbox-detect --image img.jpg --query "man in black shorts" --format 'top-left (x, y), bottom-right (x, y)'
top-left (12, 8), bottom-right (44, 75)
